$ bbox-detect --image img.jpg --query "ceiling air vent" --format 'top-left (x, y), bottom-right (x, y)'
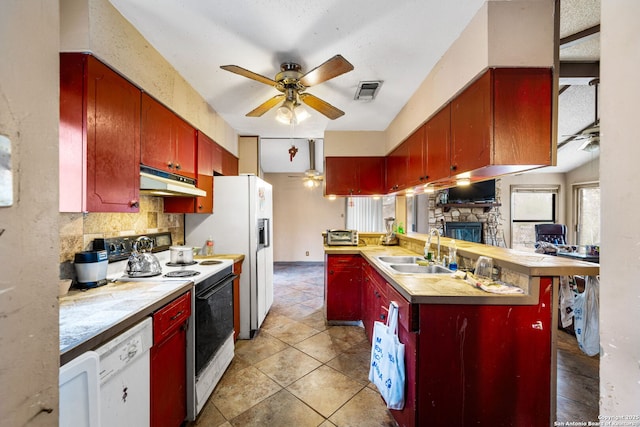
top-left (354, 80), bottom-right (382, 101)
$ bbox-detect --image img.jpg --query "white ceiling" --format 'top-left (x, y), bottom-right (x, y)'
top-left (109, 0), bottom-right (600, 174)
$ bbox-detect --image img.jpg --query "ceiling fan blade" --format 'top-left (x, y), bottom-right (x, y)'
top-left (220, 65), bottom-right (277, 87)
top-left (299, 55), bottom-right (354, 87)
top-left (300, 93), bottom-right (345, 120)
top-left (246, 94), bottom-right (285, 117)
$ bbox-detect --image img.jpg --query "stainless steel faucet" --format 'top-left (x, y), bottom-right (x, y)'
top-left (427, 228), bottom-right (442, 263)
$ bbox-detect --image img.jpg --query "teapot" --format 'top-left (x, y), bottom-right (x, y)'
top-left (126, 236), bottom-right (162, 277)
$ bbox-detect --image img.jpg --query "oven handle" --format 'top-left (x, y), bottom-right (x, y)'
top-left (195, 274), bottom-right (237, 300)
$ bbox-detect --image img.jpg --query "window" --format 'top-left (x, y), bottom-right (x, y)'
top-left (510, 186), bottom-right (559, 250)
top-left (575, 183), bottom-right (600, 246)
top-left (345, 196), bottom-right (395, 232)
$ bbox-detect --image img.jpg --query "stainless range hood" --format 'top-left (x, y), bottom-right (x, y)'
top-left (140, 165), bottom-right (206, 197)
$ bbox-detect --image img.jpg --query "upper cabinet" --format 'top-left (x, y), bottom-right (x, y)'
top-left (60, 53), bottom-right (141, 213)
top-left (450, 68), bottom-right (552, 178)
top-left (424, 104), bottom-right (452, 182)
top-left (164, 131), bottom-right (215, 214)
top-left (141, 93), bottom-right (197, 179)
top-left (325, 157), bottom-right (385, 196)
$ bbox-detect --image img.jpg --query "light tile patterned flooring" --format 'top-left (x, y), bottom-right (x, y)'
top-left (190, 262), bottom-right (600, 426)
top-left (191, 262), bottom-right (396, 427)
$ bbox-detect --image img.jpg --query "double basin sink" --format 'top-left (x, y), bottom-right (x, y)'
top-left (375, 256), bottom-right (452, 275)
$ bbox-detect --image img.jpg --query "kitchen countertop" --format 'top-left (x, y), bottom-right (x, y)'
top-left (325, 234), bottom-right (599, 305)
top-left (195, 253), bottom-right (244, 263)
top-left (59, 279), bottom-right (193, 366)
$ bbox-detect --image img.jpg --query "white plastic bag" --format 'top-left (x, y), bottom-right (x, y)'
top-left (559, 275), bottom-right (575, 328)
top-left (369, 302), bottom-right (406, 410)
top-left (573, 275), bottom-right (600, 356)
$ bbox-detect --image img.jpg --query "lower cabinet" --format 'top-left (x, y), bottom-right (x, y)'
top-left (325, 257), bottom-right (554, 427)
top-left (325, 254), bottom-right (362, 321)
top-left (151, 291), bottom-right (191, 427)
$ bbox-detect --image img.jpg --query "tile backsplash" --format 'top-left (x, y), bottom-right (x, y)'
top-left (59, 196), bottom-right (184, 279)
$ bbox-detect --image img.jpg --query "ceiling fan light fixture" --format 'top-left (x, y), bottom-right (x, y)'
top-left (579, 136), bottom-right (600, 152)
top-left (275, 101), bottom-right (310, 125)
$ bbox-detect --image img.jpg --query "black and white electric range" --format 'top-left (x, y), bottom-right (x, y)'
top-left (95, 232), bottom-right (236, 419)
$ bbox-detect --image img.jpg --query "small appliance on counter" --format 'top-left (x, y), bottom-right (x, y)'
top-left (382, 217), bottom-right (399, 246)
top-left (74, 250), bottom-right (108, 288)
top-left (326, 229), bottom-right (359, 246)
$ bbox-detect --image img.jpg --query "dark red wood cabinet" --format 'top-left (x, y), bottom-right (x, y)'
top-left (324, 259), bottom-right (555, 426)
top-left (324, 254), bottom-right (362, 321)
top-left (164, 131), bottom-right (215, 213)
top-left (59, 53), bottom-right (141, 213)
top-left (450, 67), bottom-right (552, 178)
top-left (141, 93), bottom-right (197, 179)
top-left (424, 104), bottom-right (451, 182)
top-left (404, 127), bottom-right (427, 188)
top-left (151, 291), bottom-right (192, 427)
top-left (324, 157), bottom-right (385, 196)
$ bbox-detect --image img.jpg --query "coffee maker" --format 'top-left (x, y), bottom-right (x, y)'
top-left (382, 217), bottom-right (399, 246)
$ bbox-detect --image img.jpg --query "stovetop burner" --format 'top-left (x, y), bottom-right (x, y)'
top-left (164, 270), bottom-right (201, 278)
top-left (166, 261), bottom-right (198, 267)
top-left (127, 271), bottom-right (162, 278)
top-left (199, 260), bottom-right (223, 266)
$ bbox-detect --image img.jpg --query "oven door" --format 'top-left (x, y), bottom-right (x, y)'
top-left (194, 273), bottom-right (236, 377)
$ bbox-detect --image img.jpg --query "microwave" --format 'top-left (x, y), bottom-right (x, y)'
top-left (326, 229), bottom-right (358, 246)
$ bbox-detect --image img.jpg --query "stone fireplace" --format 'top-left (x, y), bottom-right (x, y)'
top-left (427, 179), bottom-right (506, 247)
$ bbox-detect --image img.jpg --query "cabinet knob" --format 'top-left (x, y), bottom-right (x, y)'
top-left (329, 270), bottom-right (334, 275)
top-left (168, 161), bottom-right (174, 169)
top-left (379, 314), bottom-right (386, 321)
top-left (175, 163), bottom-right (181, 170)
top-left (450, 165), bottom-right (457, 171)
top-left (130, 200), bottom-right (139, 208)
top-left (198, 204), bottom-right (203, 210)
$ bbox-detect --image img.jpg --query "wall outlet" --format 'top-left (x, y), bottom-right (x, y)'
top-left (305, 251), bottom-right (309, 256)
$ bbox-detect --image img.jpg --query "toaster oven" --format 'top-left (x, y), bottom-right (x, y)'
top-left (326, 229), bottom-right (358, 246)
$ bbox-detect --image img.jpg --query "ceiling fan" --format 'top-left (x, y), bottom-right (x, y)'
top-left (289, 139), bottom-right (323, 188)
top-left (563, 79), bottom-right (600, 152)
top-left (220, 55), bottom-right (354, 122)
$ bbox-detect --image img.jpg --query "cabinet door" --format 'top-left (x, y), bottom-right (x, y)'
top-left (362, 264), bottom-right (388, 339)
top-left (386, 143), bottom-right (408, 192)
top-left (151, 292), bottom-right (191, 427)
top-left (221, 148), bottom-right (239, 176)
top-left (424, 104), bottom-right (451, 182)
top-left (173, 116), bottom-right (196, 179)
top-left (493, 68), bottom-right (552, 166)
top-left (357, 157), bottom-right (386, 195)
top-left (325, 255), bottom-right (362, 321)
top-left (141, 93), bottom-right (175, 173)
top-left (164, 131), bottom-right (213, 213)
top-left (405, 127), bottom-right (426, 187)
top-left (85, 56), bottom-right (141, 212)
top-left (450, 70), bottom-right (492, 175)
top-left (325, 157), bottom-right (359, 195)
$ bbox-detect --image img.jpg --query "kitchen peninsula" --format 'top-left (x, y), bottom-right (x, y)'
top-left (325, 233), bottom-right (599, 427)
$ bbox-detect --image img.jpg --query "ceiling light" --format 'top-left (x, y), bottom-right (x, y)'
top-left (423, 184), bottom-right (435, 193)
top-left (303, 178), bottom-right (316, 189)
top-left (456, 178), bottom-right (471, 186)
top-left (328, 194), bottom-right (337, 200)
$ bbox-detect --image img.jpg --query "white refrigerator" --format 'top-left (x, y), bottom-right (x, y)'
top-left (185, 175), bottom-right (273, 339)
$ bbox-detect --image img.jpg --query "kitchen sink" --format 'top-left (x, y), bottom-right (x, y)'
top-left (388, 264), bottom-right (452, 274)
top-left (376, 255), bottom-right (423, 264)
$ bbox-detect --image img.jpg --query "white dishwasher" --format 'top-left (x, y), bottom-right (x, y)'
top-left (95, 317), bottom-right (153, 427)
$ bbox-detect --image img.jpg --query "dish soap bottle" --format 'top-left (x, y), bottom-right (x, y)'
top-left (205, 236), bottom-right (214, 256)
top-left (448, 240), bottom-right (458, 271)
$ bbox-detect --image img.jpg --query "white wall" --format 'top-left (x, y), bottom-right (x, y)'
top-left (600, 0), bottom-right (640, 414)
top-left (266, 173), bottom-right (344, 262)
top-left (0, 1), bottom-right (60, 424)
